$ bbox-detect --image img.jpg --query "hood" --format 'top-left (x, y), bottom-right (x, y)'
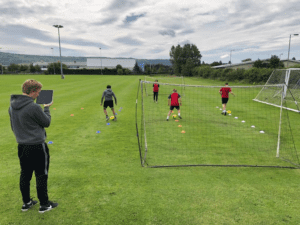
top-left (10, 95), bottom-right (34, 110)
top-left (106, 88), bottom-right (113, 93)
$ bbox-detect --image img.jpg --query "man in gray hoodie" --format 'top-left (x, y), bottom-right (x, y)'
top-left (100, 85), bottom-right (117, 121)
top-left (8, 79), bottom-right (58, 213)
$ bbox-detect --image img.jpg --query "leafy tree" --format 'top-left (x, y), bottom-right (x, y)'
top-left (8, 63), bottom-right (20, 72)
top-left (169, 43), bottom-right (202, 75)
top-left (269, 55), bottom-right (281, 68)
top-left (228, 61), bottom-right (231, 64)
top-left (124, 69), bottom-right (131, 75)
top-left (20, 64), bottom-right (29, 72)
top-left (133, 62), bottom-right (142, 74)
top-left (47, 62), bottom-right (68, 74)
top-left (181, 58), bottom-right (194, 76)
top-left (116, 64), bottom-right (122, 70)
top-left (117, 68), bottom-right (123, 75)
top-left (292, 57), bottom-right (296, 60)
top-left (253, 59), bottom-right (263, 68)
top-left (34, 65), bottom-right (41, 72)
top-left (210, 61), bottom-right (222, 67)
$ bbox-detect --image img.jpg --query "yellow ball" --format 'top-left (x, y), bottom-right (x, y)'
top-left (110, 116), bottom-right (115, 120)
top-left (172, 115), bottom-right (177, 119)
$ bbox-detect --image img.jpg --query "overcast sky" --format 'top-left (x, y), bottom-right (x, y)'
top-left (0, 0), bottom-right (299, 63)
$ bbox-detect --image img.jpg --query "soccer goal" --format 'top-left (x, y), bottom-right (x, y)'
top-left (144, 75), bottom-right (185, 97)
top-left (136, 80), bottom-right (300, 168)
top-left (254, 69), bottom-right (300, 113)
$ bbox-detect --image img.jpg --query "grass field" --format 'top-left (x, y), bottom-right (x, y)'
top-left (1, 75), bottom-right (300, 224)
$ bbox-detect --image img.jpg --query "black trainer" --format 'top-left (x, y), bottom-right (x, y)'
top-left (178, 116), bottom-right (182, 119)
top-left (21, 199), bottom-right (38, 211)
top-left (224, 112), bottom-right (227, 116)
top-left (114, 116), bottom-right (117, 121)
top-left (39, 201), bottom-right (58, 214)
top-left (106, 116), bottom-right (109, 121)
top-left (166, 119), bottom-right (169, 121)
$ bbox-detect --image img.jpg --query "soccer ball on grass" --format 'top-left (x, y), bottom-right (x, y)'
top-left (110, 116), bottom-right (115, 120)
top-left (172, 115), bottom-right (177, 119)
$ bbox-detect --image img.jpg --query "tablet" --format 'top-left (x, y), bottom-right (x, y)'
top-left (36, 90), bottom-right (53, 104)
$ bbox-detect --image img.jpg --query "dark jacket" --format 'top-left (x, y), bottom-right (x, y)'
top-left (8, 95), bottom-right (51, 145)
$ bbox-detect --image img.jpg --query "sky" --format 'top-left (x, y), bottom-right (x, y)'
top-left (0, 0), bottom-right (300, 64)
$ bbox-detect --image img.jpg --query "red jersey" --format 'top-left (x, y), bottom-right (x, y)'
top-left (153, 83), bottom-right (159, 92)
top-left (220, 87), bottom-right (231, 98)
top-left (168, 93), bottom-right (181, 106)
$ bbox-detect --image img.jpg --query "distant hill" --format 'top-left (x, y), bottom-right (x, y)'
top-left (0, 52), bottom-right (172, 67)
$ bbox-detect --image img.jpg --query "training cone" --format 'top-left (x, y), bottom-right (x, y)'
top-left (81, 108), bottom-right (84, 110)
top-left (96, 131), bottom-right (101, 133)
top-left (48, 141), bottom-right (53, 144)
top-left (107, 123), bottom-right (110, 125)
top-left (53, 108), bottom-right (56, 110)
top-left (181, 130), bottom-right (186, 133)
top-left (178, 125), bottom-right (182, 127)
top-left (175, 120), bottom-right (179, 122)
top-left (70, 114), bottom-right (74, 116)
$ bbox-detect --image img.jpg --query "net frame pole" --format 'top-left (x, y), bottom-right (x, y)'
top-left (136, 79), bottom-right (143, 166)
top-left (276, 84), bottom-right (284, 157)
top-left (283, 69), bottom-right (291, 99)
top-left (141, 80), bottom-right (148, 165)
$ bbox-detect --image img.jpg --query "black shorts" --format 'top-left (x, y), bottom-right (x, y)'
top-left (222, 98), bottom-right (229, 104)
top-left (170, 106), bottom-right (180, 110)
top-left (104, 100), bottom-right (114, 109)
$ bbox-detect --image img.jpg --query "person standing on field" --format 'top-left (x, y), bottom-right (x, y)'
top-left (219, 83), bottom-right (235, 116)
top-left (8, 79), bottom-right (58, 213)
top-left (166, 89), bottom-right (182, 121)
top-left (101, 85), bottom-right (117, 121)
top-left (153, 80), bottom-right (159, 103)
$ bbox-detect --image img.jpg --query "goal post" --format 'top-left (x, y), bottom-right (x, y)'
top-left (254, 68), bottom-right (300, 113)
top-left (136, 80), bottom-right (300, 168)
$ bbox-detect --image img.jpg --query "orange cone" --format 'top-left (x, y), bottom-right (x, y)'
top-left (178, 125), bottom-right (182, 127)
top-left (70, 114), bottom-right (74, 116)
top-left (181, 130), bottom-right (186, 133)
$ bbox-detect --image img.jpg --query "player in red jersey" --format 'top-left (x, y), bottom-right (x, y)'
top-left (153, 80), bottom-right (159, 103)
top-left (219, 83), bottom-right (235, 115)
top-left (166, 89), bottom-right (182, 121)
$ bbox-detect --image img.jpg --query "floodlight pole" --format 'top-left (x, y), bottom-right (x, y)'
top-left (99, 47), bottom-right (103, 75)
top-left (51, 47), bottom-right (55, 74)
top-left (287, 34), bottom-right (299, 68)
top-left (53, 25), bottom-right (64, 79)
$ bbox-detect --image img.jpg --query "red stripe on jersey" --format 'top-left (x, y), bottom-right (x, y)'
top-left (153, 84), bottom-right (159, 92)
top-left (220, 87), bottom-right (231, 98)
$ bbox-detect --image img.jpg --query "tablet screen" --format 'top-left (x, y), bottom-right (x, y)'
top-left (36, 90), bottom-right (53, 104)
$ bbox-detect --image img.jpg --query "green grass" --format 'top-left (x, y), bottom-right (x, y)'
top-left (1, 75), bottom-right (300, 225)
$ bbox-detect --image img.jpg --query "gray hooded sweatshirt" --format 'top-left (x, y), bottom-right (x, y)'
top-left (8, 95), bottom-right (51, 145)
top-left (101, 88), bottom-right (117, 104)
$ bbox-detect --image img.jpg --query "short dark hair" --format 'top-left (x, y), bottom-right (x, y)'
top-left (155, 80), bottom-right (158, 82)
top-left (107, 85), bottom-right (111, 88)
top-left (225, 83), bottom-right (228, 85)
top-left (173, 89), bottom-right (177, 92)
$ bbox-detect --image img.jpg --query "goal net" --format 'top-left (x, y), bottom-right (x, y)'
top-left (254, 69), bottom-right (300, 113)
top-left (136, 80), bottom-right (300, 168)
top-left (144, 75), bottom-right (185, 97)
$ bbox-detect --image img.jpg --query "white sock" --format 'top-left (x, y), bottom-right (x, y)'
top-left (178, 113), bottom-right (180, 116)
top-left (26, 201), bottom-right (31, 204)
top-left (167, 116), bottom-right (169, 119)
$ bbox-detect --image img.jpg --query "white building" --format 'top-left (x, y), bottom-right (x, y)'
top-left (87, 58), bottom-right (136, 70)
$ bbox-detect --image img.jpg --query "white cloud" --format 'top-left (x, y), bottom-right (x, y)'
top-left (0, 0), bottom-right (299, 62)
